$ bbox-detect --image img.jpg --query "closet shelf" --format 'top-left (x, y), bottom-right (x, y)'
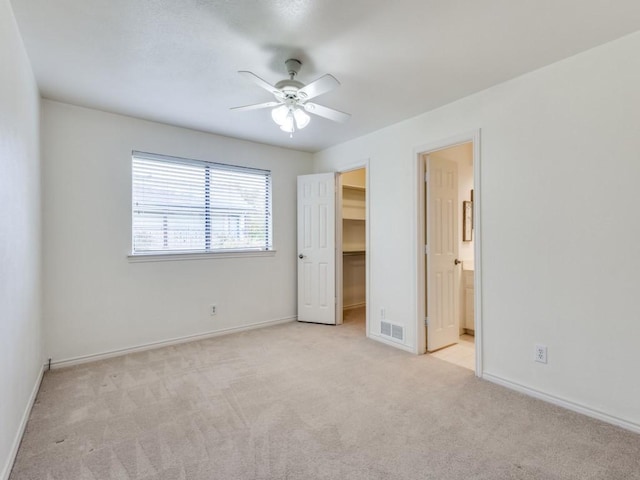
top-left (343, 184), bottom-right (365, 191)
top-left (343, 250), bottom-right (365, 256)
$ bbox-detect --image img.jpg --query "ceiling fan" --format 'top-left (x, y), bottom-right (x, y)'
top-left (231, 58), bottom-right (350, 136)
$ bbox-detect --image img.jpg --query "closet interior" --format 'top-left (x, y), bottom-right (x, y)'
top-left (340, 169), bottom-right (366, 325)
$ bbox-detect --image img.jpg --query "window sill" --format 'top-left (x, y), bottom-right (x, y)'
top-left (128, 250), bottom-right (277, 263)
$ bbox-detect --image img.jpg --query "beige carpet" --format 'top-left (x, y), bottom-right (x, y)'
top-left (10, 309), bottom-right (640, 479)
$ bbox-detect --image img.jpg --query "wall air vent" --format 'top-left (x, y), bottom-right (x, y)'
top-left (381, 321), bottom-right (404, 343)
top-left (391, 324), bottom-right (404, 341)
top-left (381, 321), bottom-right (392, 337)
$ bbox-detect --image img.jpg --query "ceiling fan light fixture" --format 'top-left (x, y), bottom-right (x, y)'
top-left (293, 108), bottom-right (310, 129)
top-left (272, 105), bottom-right (310, 135)
top-left (279, 111), bottom-right (295, 133)
top-left (271, 105), bottom-right (289, 126)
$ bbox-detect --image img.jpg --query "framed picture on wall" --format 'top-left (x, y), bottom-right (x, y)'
top-left (463, 200), bottom-right (473, 241)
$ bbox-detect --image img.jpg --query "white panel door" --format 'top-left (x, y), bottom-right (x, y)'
top-left (297, 173), bottom-right (336, 325)
top-left (427, 156), bottom-right (459, 351)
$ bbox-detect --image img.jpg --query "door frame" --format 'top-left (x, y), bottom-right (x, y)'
top-left (336, 160), bottom-right (370, 336)
top-left (415, 130), bottom-right (483, 377)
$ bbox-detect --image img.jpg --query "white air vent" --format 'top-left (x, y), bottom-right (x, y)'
top-left (391, 324), bottom-right (404, 341)
top-left (381, 321), bottom-right (392, 337)
top-left (381, 321), bottom-right (404, 343)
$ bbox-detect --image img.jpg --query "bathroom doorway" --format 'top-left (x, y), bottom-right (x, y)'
top-left (417, 133), bottom-right (481, 374)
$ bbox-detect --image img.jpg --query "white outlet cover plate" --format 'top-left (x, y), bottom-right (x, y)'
top-left (534, 344), bottom-right (547, 364)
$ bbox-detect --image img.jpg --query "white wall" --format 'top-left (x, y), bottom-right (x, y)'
top-left (0, 1), bottom-right (43, 478)
top-left (314, 32), bottom-right (640, 428)
top-left (42, 100), bottom-right (313, 363)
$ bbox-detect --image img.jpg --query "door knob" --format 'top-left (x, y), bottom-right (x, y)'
top-left (454, 259), bottom-right (462, 265)
top-left (299, 254), bottom-right (305, 259)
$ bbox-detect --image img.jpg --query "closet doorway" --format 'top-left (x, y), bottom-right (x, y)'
top-left (337, 167), bottom-right (368, 335)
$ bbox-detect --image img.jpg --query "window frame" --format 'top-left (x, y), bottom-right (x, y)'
top-left (129, 151), bottom-right (274, 261)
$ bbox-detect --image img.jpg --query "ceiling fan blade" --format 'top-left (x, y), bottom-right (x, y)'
top-left (238, 71), bottom-right (283, 97)
top-left (230, 101), bottom-right (281, 112)
top-left (304, 102), bottom-right (351, 123)
top-left (297, 74), bottom-right (340, 100)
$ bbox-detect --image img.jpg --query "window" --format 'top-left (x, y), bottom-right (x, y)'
top-left (132, 151), bottom-right (272, 255)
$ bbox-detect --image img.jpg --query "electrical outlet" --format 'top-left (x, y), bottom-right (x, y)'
top-left (380, 307), bottom-right (386, 320)
top-left (210, 304), bottom-right (217, 316)
top-left (534, 344), bottom-right (547, 364)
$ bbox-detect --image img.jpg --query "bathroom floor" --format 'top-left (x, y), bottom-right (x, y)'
top-left (429, 334), bottom-right (475, 371)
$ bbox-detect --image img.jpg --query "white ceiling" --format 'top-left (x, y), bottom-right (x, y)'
top-left (10, 0), bottom-right (640, 152)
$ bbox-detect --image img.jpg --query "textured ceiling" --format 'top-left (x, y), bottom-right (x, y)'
top-left (10, 0), bottom-right (640, 152)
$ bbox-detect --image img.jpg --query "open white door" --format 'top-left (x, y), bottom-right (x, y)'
top-left (426, 156), bottom-right (459, 351)
top-left (297, 173), bottom-right (336, 325)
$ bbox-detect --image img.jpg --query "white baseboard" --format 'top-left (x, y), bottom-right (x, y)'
top-left (483, 373), bottom-right (640, 435)
top-left (369, 333), bottom-right (415, 353)
top-left (49, 316), bottom-right (297, 369)
top-left (2, 365), bottom-right (44, 480)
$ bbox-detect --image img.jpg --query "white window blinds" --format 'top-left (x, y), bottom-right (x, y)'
top-left (132, 151), bottom-right (272, 255)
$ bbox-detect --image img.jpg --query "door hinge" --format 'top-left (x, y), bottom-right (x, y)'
top-left (424, 244), bottom-right (429, 255)
top-left (424, 317), bottom-right (429, 326)
top-left (424, 172), bottom-right (429, 183)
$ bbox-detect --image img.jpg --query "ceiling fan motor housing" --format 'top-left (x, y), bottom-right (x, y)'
top-left (275, 79), bottom-right (305, 96)
top-left (285, 58), bottom-right (302, 78)
top-left (277, 59), bottom-right (306, 100)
